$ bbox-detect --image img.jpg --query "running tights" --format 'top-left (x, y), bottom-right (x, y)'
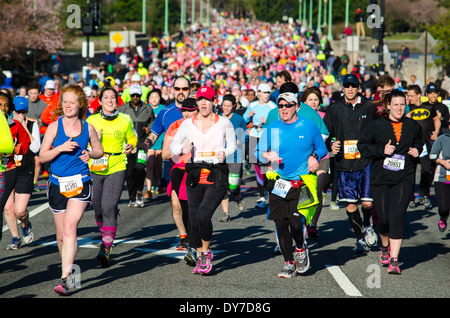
top-left (371, 181), bottom-right (413, 240)
top-left (434, 182), bottom-right (450, 220)
top-left (275, 216), bottom-right (305, 262)
top-left (186, 184), bottom-right (227, 249)
top-left (91, 170), bottom-right (126, 248)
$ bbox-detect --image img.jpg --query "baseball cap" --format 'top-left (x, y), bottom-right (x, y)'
top-left (425, 82), bottom-right (438, 93)
top-left (131, 73), bottom-right (141, 82)
top-left (222, 94), bottom-right (236, 105)
top-left (178, 97), bottom-right (198, 111)
top-left (196, 86), bottom-right (216, 100)
top-left (83, 86), bottom-right (92, 97)
top-left (13, 96), bottom-right (28, 112)
top-left (130, 84), bottom-right (142, 96)
top-left (277, 92), bottom-right (298, 104)
top-left (257, 83), bottom-right (271, 93)
top-left (342, 74), bottom-right (360, 86)
top-left (44, 80), bottom-right (55, 90)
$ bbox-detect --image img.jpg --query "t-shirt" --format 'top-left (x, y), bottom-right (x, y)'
top-left (150, 104), bottom-right (166, 150)
top-left (255, 116), bottom-right (327, 180)
top-left (409, 103), bottom-right (437, 140)
top-left (150, 103), bottom-right (183, 137)
top-left (86, 112), bottom-right (137, 175)
top-left (243, 100), bottom-right (277, 138)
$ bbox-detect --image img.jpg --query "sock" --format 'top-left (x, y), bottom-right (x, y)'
top-left (96, 222), bottom-right (103, 231)
top-left (347, 209), bottom-right (363, 240)
top-left (362, 206), bottom-right (374, 227)
top-left (102, 226), bottom-right (116, 250)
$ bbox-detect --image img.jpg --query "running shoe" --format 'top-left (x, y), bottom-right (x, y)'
top-left (438, 218), bottom-right (447, 232)
top-left (307, 225), bottom-right (318, 238)
top-left (33, 182), bottom-right (40, 192)
top-left (278, 261), bottom-right (296, 278)
top-left (192, 251), bottom-right (213, 275)
top-left (255, 197), bottom-right (267, 209)
top-left (380, 245), bottom-right (390, 265)
top-left (330, 201), bottom-right (339, 211)
top-left (408, 199), bottom-right (416, 209)
top-left (421, 196), bottom-right (432, 209)
top-left (364, 225), bottom-right (378, 247)
top-left (144, 192), bottom-right (152, 199)
top-left (387, 258), bottom-right (401, 275)
top-left (184, 247), bottom-right (198, 266)
top-left (7, 237), bottom-right (21, 250)
top-left (135, 192), bottom-right (144, 207)
top-left (128, 200), bottom-right (137, 207)
top-left (151, 186), bottom-right (156, 193)
top-left (176, 236), bottom-right (189, 251)
top-left (218, 212), bottom-right (231, 222)
top-left (21, 221), bottom-right (34, 245)
top-left (54, 276), bottom-right (74, 296)
top-left (97, 244), bottom-right (111, 267)
top-left (354, 238), bottom-right (369, 254)
top-left (236, 200), bottom-right (245, 212)
top-left (294, 246), bottom-right (310, 274)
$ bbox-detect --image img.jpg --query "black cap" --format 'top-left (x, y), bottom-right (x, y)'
top-left (425, 82), bottom-right (438, 94)
top-left (222, 94), bottom-right (236, 105)
top-left (343, 74), bottom-right (360, 86)
top-left (178, 97), bottom-right (198, 111)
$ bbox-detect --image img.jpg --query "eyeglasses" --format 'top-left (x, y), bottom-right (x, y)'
top-left (174, 87), bottom-right (189, 92)
top-left (343, 83), bottom-right (359, 89)
top-left (277, 103), bottom-right (297, 109)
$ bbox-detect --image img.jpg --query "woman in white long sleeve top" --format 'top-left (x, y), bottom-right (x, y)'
top-left (170, 86), bottom-right (236, 275)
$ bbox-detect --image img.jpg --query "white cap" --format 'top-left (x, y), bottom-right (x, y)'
top-left (83, 86), bottom-right (92, 97)
top-left (131, 73), bottom-right (141, 82)
top-left (129, 84), bottom-right (142, 96)
top-left (44, 80), bottom-right (55, 90)
top-left (257, 83), bottom-right (271, 93)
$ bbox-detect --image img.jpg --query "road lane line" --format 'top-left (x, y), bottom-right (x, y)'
top-left (326, 265), bottom-right (363, 297)
top-left (2, 203), bottom-right (49, 233)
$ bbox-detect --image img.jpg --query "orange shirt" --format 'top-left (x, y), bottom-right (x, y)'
top-left (392, 121), bottom-right (402, 143)
top-left (39, 93), bottom-right (60, 134)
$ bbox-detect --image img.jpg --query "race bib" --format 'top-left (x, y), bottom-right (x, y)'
top-left (90, 154), bottom-right (110, 172)
top-left (228, 173), bottom-right (240, 189)
top-left (137, 149), bottom-right (147, 164)
top-left (344, 140), bottom-right (360, 159)
top-left (195, 151), bottom-right (218, 164)
top-left (383, 154), bottom-right (405, 171)
top-left (14, 154), bottom-right (23, 167)
top-left (447, 170), bottom-right (450, 181)
top-left (59, 174), bottom-right (83, 198)
top-left (271, 178), bottom-right (292, 198)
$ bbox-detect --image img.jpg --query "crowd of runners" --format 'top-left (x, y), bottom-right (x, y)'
top-left (0, 18), bottom-right (449, 295)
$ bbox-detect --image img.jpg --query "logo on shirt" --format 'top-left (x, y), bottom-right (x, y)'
top-left (410, 108), bottom-right (430, 121)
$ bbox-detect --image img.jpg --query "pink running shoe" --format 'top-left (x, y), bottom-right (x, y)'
top-left (192, 251), bottom-right (213, 275)
top-left (387, 258), bottom-right (401, 275)
top-left (380, 245), bottom-right (390, 265)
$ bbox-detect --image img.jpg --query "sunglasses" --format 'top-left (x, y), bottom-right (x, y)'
top-left (277, 103), bottom-right (297, 109)
top-left (343, 83), bottom-right (359, 88)
top-left (174, 87), bottom-right (189, 92)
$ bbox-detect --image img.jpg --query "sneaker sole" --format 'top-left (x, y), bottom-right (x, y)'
top-left (54, 284), bottom-right (69, 296)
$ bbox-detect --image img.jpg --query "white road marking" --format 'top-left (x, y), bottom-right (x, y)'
top-left (326, 265), bottom-right (363, 297)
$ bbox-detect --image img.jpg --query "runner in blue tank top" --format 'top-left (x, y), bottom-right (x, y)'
top-left (39, 85), bottom-right (103, 296)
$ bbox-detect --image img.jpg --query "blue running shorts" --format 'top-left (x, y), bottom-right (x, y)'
top-left (337, 164), bottom-right (373, 203)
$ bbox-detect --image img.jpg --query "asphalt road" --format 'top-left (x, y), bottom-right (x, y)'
top-left (0, 172), bottom-right (449, 306)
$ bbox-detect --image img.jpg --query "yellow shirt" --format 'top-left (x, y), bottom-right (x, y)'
top-left (87, 112), bottom-right (137, 175)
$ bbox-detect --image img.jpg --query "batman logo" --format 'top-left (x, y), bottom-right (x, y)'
top-left (410, 108), bottom-right (430, 121)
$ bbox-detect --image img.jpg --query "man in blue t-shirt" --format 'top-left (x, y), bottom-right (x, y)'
top-left (255, 83), bottom-right (327, 278)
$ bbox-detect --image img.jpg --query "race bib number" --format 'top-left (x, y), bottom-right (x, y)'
top-left (195, 151), bottom-right (218, 164)
top-left (59, 174), bottom-right (83, 198)
top-left (271, 178), bottom-right (292, 198)
top-left (90, 154), bottom-right (110, 172)
top-left (383, 154), bottom-right (405, 171)
top-left (137, 149), bottom-right (147, 164)
top-left (14, 154), bottom-right (23, 167)
top-left (344, 140), bottom-right (360, 159)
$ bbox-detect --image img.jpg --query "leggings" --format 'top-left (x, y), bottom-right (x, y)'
top-left (186, 184), bottom-right (227, 248)
top-left (275, 216), bottom-right (305, 263)
top-left (371, 181), bottom-right (413, 240)
top-left (0, 169), bottom-right (17, 241)
top-left (434, 182), bottom-right (450, 220)
top-left (91, 170), bottom-right (126, 228)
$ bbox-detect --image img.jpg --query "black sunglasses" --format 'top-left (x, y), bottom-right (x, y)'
top-left (343, 82), bottom-right (359, 88)
top-left (174, 87), bottom-right (189, 92)
top-left (277, 103), bottom-right (297, 109)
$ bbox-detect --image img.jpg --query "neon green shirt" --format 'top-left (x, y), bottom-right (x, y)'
top-left (87, 112), bottom-right (137, 175)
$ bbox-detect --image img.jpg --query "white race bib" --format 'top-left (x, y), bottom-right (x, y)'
top-left (59, 174), bottom-right (83, 198)
top-left (383, 154), bottom-right (405, 171)
top-left (271, 178), bottom-right (292, 198)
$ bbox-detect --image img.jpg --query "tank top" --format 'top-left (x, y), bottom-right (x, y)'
top-left (49, 117), bottom-right (91, 185)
